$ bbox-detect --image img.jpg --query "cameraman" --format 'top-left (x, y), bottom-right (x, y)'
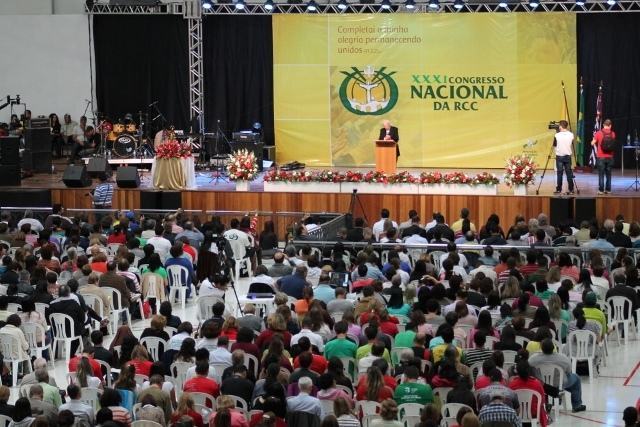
top-left (553, 120), bottom-right (575, 195)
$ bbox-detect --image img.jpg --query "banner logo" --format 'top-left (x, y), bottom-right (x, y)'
top-left (339, 65), bottom-right (398, 115)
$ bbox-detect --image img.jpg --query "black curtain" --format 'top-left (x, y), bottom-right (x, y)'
top-left (202, 16), bottom-right (274, 146)
top-left (93, 15), bottom-right (190, 131)
top-left (578, 14), bottom-right (640, 168)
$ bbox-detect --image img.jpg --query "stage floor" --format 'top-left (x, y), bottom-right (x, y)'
top-left (23, 161), bottom-right (640, 197)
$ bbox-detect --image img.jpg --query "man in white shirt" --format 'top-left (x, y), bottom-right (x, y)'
top-left (209, 336), bottom-right (233, 367)
top-left (291, 317), bottom-right (325, 352)
top-left (372, 208), bottom-right (398, 241)
top-left (554, 120), bottom-right (575, 195)
top-left (147, 224), bottom-right (172, 262)
top-left (223, 218), bottom-right (251, 259)
top-left (17, 210), bottom-right (44, 233)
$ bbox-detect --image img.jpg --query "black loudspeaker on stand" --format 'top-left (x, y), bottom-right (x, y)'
top-left (87, 157), bottom-right (110, 178)
top-left (116, 167), bottom-right (140, 188)
top-left (63, 165), bottom-right (91, 188)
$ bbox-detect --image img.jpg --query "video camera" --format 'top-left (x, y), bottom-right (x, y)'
top-left (548, 121), bottom-right (561, 131)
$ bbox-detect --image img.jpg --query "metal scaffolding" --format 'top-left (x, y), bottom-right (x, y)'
top-left (185, 1), bottom-right (205, 127)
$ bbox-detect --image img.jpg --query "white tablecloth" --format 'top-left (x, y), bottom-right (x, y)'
top-left (151, 156), bottom-right (196, 189)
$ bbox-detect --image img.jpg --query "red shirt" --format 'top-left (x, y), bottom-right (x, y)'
top-left (183, 244), bottom-right (197, 262)
top-left (293, 354), bottom-right (328, 375)
top-left (256, 329), bottom-right (291, 350)
top-left (519, 263), bottom-right (539, 278)
top-left (126, 359), bottom-right (153, 377)
top-left (357, 375), bottom-right (397, 392)
top-left (355, 380), bottom-right (393, 401)
top-left (475, 375), bottom-right (506, 390)
top-left (379, 320), bottom-right (399, 336)
top-left (594, 129), bottom-right (616, 158)
top-left (183, 376), bottom-right (220, 406)
top-left (351, 278), bottom-right (374, 292)
top-left (221, 328), bottom-right (238, 341)
top-left (68, 355), bottom-right (104, 381)
top-left (107, 233), bottom-right (127, 245)
top-left (91, 261), bottom-right (108, 274)
top-left (509, 376), bottom-right (548, 427)
top-left (249, 413), bottom-right (286, 427)
top-left (171, 410), bottom-right (204, 427)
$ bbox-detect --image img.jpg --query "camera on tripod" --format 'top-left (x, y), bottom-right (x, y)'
top-left (548, 121), bottom-right (561, 131)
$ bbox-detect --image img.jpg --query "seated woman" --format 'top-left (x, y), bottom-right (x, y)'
top-left (317, 373), bottom-right (354, 408)
top-left (494, 325), bottom-right (522, 352)
top-left (170, 393), bottom-right (204, 427)
top-left (140, 315), bottom-right (171, 341)
top-left (467, 310), bottom-right (499, 348)
top-left (355, 366), bottom-right (394, 401)
top-left (508, 360), bottom-right (548, 427)
top-left (127, 344), bottom-right (154, 375)
top-left (74, 356), bottom-right (103, 389)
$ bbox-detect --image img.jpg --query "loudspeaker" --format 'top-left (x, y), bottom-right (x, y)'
top-left (87, 157), bottom-right (110, 178)
top-left (116, 166), bottom-right (140, 188)
top-left (0, 189), bottom-right (50, 207)
top-left (0, 136), bottom-right (20, 165)
top-left (574, 198), bottom-right (597, 225)
top-left (550, 197), bottom-right (574, 226)
top-left (140, 191), bottom-right (182, 210)
top-left (22, 151), bottom-right (52, 173)
top-left (0, 164), bottom-right (21, 186)
top-left (24, 128), bottom-right (50, 152)
top-left (62, 165), bottom-right (91, 188)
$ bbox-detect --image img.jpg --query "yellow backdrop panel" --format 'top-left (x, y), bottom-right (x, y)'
top-left (273, 13), bottom-right (576, 168)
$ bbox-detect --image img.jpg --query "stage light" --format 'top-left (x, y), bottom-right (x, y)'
top-left (337, 0), bottom-right (348, 9)
top-left (380, 0), bottom-right (391, 9)
top-left (498, 0), bottom-right (507, 7)
top-left (306, 0), bottom-right (318, 10)
top-left (264, 0), bottom-right (274, 9)
top-left (405, 0), bottom-right (415, 9)
top-left (453, 0), bottom-right (463, 9)
top-left (528, 0), bottom-right (539, 7)
top-left (575, 0), bottom-right (585, 5)
top-left (202, 0), bottom-right (213, 9)
top-left (606, 0), bottom-right (615, 5)
top-left (428, 0), bottom-right (439, 9)
top-left (235, 0), bottom-right (245, 9)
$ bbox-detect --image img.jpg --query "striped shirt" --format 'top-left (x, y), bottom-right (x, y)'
top-left (108, 406), bottom-right (132, 427)
top-left (93, 182), bottom-right (114, 207)
top-left (337, 415), bottom-right (361, 427)
top-left (479, 402), bottom-right (522, 427)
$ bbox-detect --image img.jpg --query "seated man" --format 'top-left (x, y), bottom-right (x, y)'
top-left (182, 360), bottom-right (220, 406)
top-left (358, 342), bottom-right (386, 374)
top-left (478, 391), bottom-right (522, 427)
top-left (28, 385), bottom-right (58, 424)
top-left (529, 338), bottom-right (586, 413)
top-left (165, 242), bottom-right (196, 298)
top-left (46, 284), bottom-right (85, 355)
top-left (60, 384), bottom-right (95, 425)
top-left (393, 365), bottom-right (433, 405)
top-left (286, 376), bottom-right (321, 418)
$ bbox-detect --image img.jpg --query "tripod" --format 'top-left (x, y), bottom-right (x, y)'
top-left (348, 189), bottom-right (368, 223)
top-left (536, 134), bottom-right (580, 195)
top-left (625, 147), bottom-right (640, 191)
top-left (208, 119), bottom-right (231, 184)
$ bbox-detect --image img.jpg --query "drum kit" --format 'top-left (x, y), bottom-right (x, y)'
top-left (95, 111), bottom-right (155, 159)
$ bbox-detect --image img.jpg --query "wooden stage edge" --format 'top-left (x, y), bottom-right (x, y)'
top-left (43, 187), bottom-right (640, 226)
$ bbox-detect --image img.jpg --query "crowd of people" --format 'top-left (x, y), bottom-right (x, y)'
top-left (0, 205), bottom-right (639, 427)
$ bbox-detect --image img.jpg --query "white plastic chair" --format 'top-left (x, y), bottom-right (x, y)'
top-left (165, 326), bottom-right (177, 337)
top-left (21, 322), bottom-right (54, 368)
top-left (0, 333), bottom-right (32, 387)
top-left (356, 400), bottom-right (382, 427)
top-left (515, 335), bottom-right (530, 348)
top-left (514, 388), bottom-right (543, 427)
top-left (197, 295), bottom-right (225, 321)
top-left (167, 264), bottom-right (191, 311)
top-left (140, 336), bottom-right (167, 362)
top-left (567, 329), bottom-right (598, 382)
top-left (132, 421), bottom-right (163, 427)
top-left (107, 243), bottom-right (122, 257)
top-left (97, 359), bottom-right (113, 387)
top-left (210, 363), bottom-right (227, 383)
top-left (190, 391), bottom-right (216, 410)
top-left (469, 361), bottom-right (484, 384)
top-left (484, 335), bottom-right (500, 350)
top-left (433, 386), bottom-right (453, 405)
top-left (243, 353), bottom-right (259, 379)
top-left (80, 387), bottom-right (100, 412)
top-left (81, 293), bottom-right (104, 331)
top-left (320, 399), bottom-right (334, 417)
top-left (134, 374), bottom-right (149, 386)
top-left (102, 286), bottom-right (131, 334)
top-left (607, 296), bottom-right (637, 346)
top-left (338, 357), bottom-right (358, 383)
top-left (170, 361), bottom-right (192, 394)
top-left (441, 403), bottom-right (473, 427)
top-left (225, 394), bottom-right (249, 419)
top-left (7, 303), bottom-right (21, 312)
top-left (49, 312), bottom-right (83, 363)
top-left (390, 347), bottom-right (410, 365)
top-left (398, 402), bottom-right (422, 427)
top-left (34, 303), bottom-right (49, 319)
top-left (0, 415), bottom-right (12, 427)
top-left (537, 363), bottom-right (567, 420)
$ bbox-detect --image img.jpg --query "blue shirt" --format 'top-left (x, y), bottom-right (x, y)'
top-left (165, 257), bottom-right (195, 286)
top-left (287, 393), bottom-right (321, 418)
top-left (313, 284), bottom-right (335, 305)
top-left (278, 274), bottom-right (307, 299)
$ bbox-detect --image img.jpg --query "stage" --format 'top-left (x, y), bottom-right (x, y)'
top-left (4, 159), bottom-right (640, 236)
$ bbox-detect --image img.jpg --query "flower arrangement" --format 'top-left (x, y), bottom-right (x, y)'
top-left (226, 149), bottom-right (259, 181)
top-left (472, 172), bottom-right (500, 186)
top-left (419, 171), bottom-right (445, 184)
top-left (504, 155), bottom-right (537, 186)
top-left (155, 140), bottom-right (192, 159)
top-left (444, 171), bottom-right (472, 184)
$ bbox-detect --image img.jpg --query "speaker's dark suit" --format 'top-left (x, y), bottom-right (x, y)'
top-left (378, 126), bottom-right (400, 158)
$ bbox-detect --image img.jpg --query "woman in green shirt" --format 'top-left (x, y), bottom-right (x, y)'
top-left (548, 292), bottom-right (571, 341)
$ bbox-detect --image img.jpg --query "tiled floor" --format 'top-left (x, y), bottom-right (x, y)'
top-left (11, 274), bottom-right (640, 426)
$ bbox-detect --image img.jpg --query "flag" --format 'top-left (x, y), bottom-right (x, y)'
top-left (576, 80), bottom-right (585, 166)
top-left (589, 84), bottom-right (603, 167)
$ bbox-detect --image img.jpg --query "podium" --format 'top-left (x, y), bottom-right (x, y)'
top-left (375, 140), bottom-right (397, 174)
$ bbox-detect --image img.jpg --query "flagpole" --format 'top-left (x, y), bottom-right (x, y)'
top-left (576, 77), bottom-right (585, 167)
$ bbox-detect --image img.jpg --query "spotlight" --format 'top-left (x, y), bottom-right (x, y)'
top-left (235, 0), bottom-right (245, 9)
top-left (575, 0), bottom-right (585, 5)
top-left (498, 0), bottom-right (507, 7)
top-left (528, 0), bottom-right (538, 7)
top-left (306, 0), bottom-right (318, 10)
top-left (453, 0), bottom-right (463, 9)
top-left (405, 0), bottom-right (415, 8)
top-left (264, 0), bottom-right (274, 9)
top-left (380, 0), bottom-right (391, 9)
top-left (428, 0), bottom-right (439, 8)
top-left (606, 0), bottom-right (615, 5)
top-left (202, 0), bottom-right (213, 8)
top-left (337, 0), bottom-right (348, 9)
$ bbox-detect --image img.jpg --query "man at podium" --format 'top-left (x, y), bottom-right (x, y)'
top-left (378, 119), bottom-right (399, 158)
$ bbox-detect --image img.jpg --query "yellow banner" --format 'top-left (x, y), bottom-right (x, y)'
top-left (273, 14), bottom-right (576, 168)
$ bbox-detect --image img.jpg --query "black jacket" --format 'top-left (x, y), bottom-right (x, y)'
top-left (46, 297), bottom-right (85, 336)
top-left (378, 126), bottom-right (400, 157)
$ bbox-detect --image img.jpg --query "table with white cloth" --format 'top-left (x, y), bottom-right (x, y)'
top-left (238, 295), bottom-right (275, 317)
top-left (151, 156), bottom-right (196, 189)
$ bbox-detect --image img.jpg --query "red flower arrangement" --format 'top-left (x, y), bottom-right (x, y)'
top-left (226, 149), bottom-right (259, 181)
top-left (504, 155), bottom-right (537, 186)
top-left (155, 140), bottom-right (192, 159)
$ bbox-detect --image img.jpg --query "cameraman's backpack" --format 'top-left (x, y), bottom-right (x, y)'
top-left (601, 130), bottom-right (615, 153)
